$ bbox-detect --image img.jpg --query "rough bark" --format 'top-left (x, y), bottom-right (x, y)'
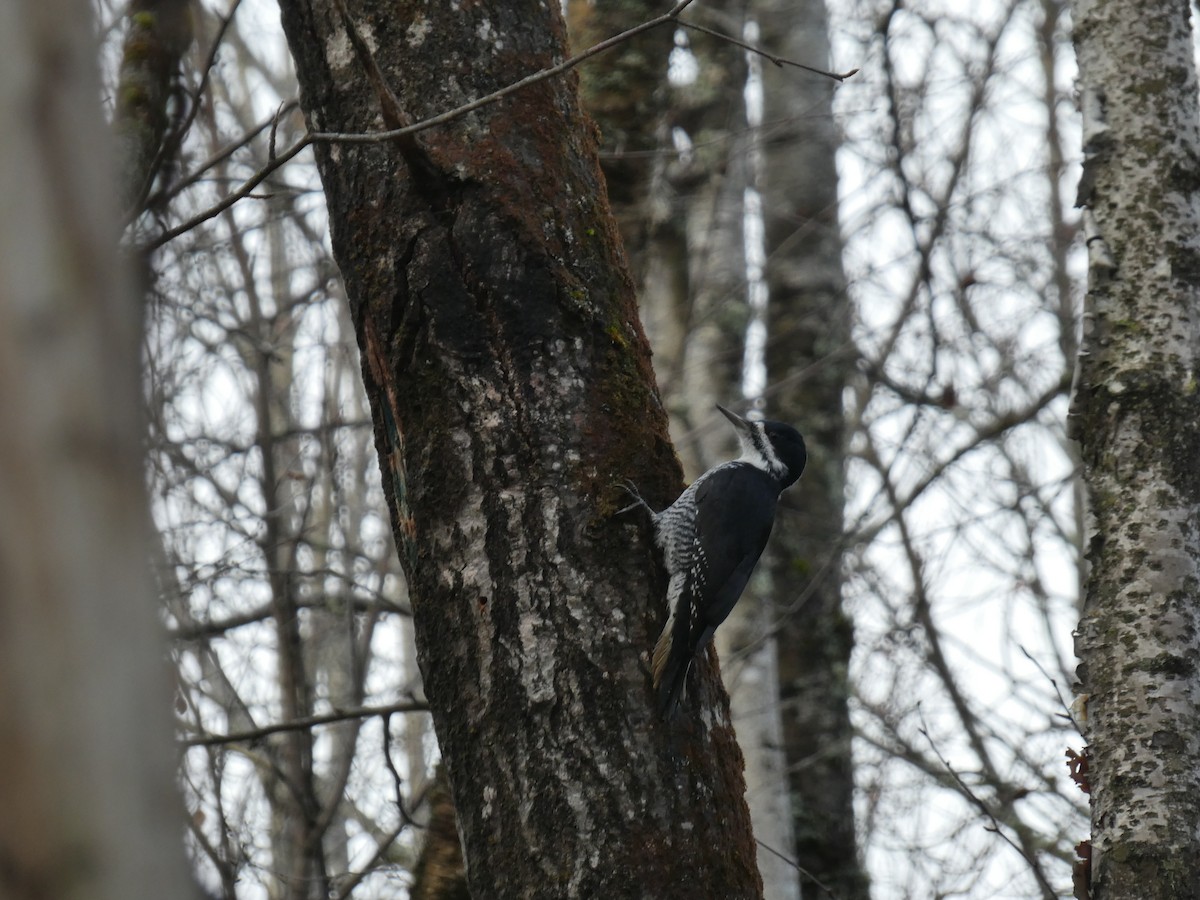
top-left (0, 2), bottom-right (196, 898)
top-left (275, 2), bottom-right (762, 897)
top-left (1070, 0), bottom-right (1200, 897)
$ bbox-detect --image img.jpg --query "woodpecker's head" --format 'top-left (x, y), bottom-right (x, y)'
top-left (717, 405), bottom-right (807, 489)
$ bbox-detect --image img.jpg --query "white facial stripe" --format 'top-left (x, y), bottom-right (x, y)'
top-left (737, 422), bottom-right (784, 477)
top-left (755, 425), bottom-right (785, 476)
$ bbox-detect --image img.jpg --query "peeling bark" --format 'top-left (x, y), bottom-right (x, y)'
top-left (276, 2), bottom-right (762, 896)
top-left (1071, 0), bottom-right (1200, 896)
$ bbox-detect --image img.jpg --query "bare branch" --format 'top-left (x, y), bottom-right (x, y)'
top-left (677, 19), bottom-right (858, 82)
top-left (141, 133), bottom-right (312, 252)
top-left (180, 699), bottom-right (429, 747)
top-left (918, 715), bottom-right (1058, 900)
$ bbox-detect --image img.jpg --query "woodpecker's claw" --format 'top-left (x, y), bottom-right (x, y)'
top-left (616, 480), bottom-right (653, 516)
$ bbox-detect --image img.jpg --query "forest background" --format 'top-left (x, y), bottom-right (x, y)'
top-left (3, 0), bottom-right (1198, 898)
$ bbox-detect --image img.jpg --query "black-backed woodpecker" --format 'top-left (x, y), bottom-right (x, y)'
top-left (628, 405), bottom-right (807, 719)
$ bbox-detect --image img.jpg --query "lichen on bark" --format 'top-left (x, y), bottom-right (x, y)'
top-left (1070, 0), bottom-right (1200, 897)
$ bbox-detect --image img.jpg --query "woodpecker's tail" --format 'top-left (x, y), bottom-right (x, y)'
top-left (652, 604), bottom-right (694, 719)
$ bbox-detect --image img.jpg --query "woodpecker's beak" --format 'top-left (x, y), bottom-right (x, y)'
top-left (716, 405), bottom-right (751, 433)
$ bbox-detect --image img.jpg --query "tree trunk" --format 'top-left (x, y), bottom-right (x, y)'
top-left (276, 2), bottom-right (763, 896)
top-left (0, 3), bottom-right (195, 898)
top-left (570, 9), bottom-right (807, 895)
top-left (112, 0), bottom-right (193, 215)
top-left (1071, 0), bottom-right (1200, 896)
top-left (753, 2), bottom-right (865, 896)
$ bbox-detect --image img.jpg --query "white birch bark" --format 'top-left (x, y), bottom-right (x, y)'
top-left (1071, 0), bottom-right (1200, 895)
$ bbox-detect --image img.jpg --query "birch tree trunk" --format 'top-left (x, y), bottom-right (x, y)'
top-left (0, 2), bottom-right (195, 898)
top-left (276, 2), bottom-right (763, 896)
top-left (1071, 0), bottom-right (1200, 896)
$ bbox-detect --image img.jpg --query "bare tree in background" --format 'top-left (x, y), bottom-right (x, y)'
top-left (0, 1), bottom-right (195, 898)
top-left (1071, 0), bottom-right (1200, 895)
top-left (834, 0), bottom-right (1087, 895)
top-left (752, 0), bottom-right (864, 895)
top-left (103, 1), bottom-right (436, 894)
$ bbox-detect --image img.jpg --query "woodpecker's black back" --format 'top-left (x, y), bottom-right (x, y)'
top-left (647, 406), bottom-right (806, 719)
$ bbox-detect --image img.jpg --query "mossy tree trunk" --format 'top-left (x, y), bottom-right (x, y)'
top-left (276, 2), bottom-right (763, 896)
top-left (1071, 0), bottom-right (1200, 896)
top-left (112, 0), bottom-right (192, 215)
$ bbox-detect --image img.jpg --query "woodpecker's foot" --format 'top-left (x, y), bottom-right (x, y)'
top-left (615, 480), bottom-right (654, 516)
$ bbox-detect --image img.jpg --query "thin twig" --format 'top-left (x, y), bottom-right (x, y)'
top-left (677, 19), bottom-right (859, 81)
top-left (1020, 644), bottom-right (1082, 733)
top-left (332, 821), bottom-right (407, 900)
top-left (917, 710), bottom-right (1058, 900)
top-left (269, 100), bottom-right (288, 160)
top-left (755, 838), bottom-right (841, 898)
